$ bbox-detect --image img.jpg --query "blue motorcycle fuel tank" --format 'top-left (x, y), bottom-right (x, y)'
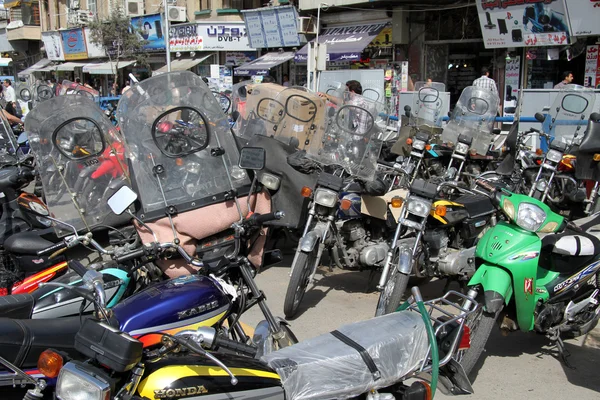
top-left (113, 275), bottom-right (230, 346)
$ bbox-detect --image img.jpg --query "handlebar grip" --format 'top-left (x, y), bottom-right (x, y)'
top-left (475, 179), bottom-right (496, 193)
top-left (115, 248), bottom-right (146, 263)
top-left (253, 211), bottom-right (285, 225)
top-left (213, 335), bottom-right (258, 357)
top-left (37, 240), bottom-right (67, 256)
top-left (69, 260), bottom-right (88, 277)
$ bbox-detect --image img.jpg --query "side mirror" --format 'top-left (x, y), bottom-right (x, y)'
top-left (534, 112), bottom-right (546, 123)
top-left (239, 147), bottom-right (265, 170)
top-left (492, 128), bottom-right (502, 135)
top-left (107, 186), bottom-right (138, 215)
top-left (404, 105), bottom-right (411, 118)
top-left (590, 112), bottom-right (600, 122)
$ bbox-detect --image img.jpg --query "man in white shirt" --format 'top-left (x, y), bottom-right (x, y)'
top-left (472, 67), bottom-right (498, 95)
top-left (3, 79), bottom-right (16, 103)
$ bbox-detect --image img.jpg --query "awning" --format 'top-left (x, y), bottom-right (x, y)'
top-left (56, 62), bottom-right (89, 71)
top-left (294, 23), bottom-right (387, 62)
top-left (83, 60), bottom-right (135, 75)
top-left (17, 58), bottom-right (52, 77)
top-left (234, 52), bottom-right (295, 76)
top-left (0, 58), bottom-right (12, 67)
top-left (154, 53), bottom-right (214, 73)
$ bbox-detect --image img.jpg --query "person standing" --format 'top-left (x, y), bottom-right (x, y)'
top-left (554, 71), bottom-right (573, 89)
top-left (3, 79), bottom-right (16, 104)
top-left (282, 74), bottom-right (290, 87)
top-left (121, 80), bottom-right (131, 94)
top-left (472, 67), bottom-right (498, 94)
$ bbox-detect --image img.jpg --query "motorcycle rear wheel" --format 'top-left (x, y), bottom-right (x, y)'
top-left (283, 250), bottom-right (317, 319)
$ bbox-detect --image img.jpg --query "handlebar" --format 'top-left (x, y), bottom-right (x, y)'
top-left (69, 260), bottom-right (88, 277)
top-left (37, 240), bottom-right (67, 256)
top-left (213, 335), bottom-right (258, 357)
top-left (249, 211), bottom-right (285, 226)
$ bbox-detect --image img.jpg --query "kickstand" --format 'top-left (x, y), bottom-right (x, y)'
top-left (555, 336), bottom-right (575, 370)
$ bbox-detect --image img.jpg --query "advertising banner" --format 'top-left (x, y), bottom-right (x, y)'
top-left (584, 45), bottom-right (600, 89)
top-left (476, 0), bottom-right (571, 48)
top-left (42, 31), bottom-right (64, 61)
top-left (169, 22), bottom-right (254, 52)
top-left (503, 56), bottom-right (521, 117)
top-left (84, 27), bottom-right (105, 58)
top-left (131, 14), bottom-right (165, 52)
top-left (60, 28), bottom-right (87, 60)
top-left (565, 0), bottom-right (600, 36)
top-left (225, 51), bottom-right (257, 66)
top-left (242, 5), bottom-right (300, 49)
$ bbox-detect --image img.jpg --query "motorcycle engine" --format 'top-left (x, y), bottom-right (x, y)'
top-left (341, 220), bottom-right (366, 243)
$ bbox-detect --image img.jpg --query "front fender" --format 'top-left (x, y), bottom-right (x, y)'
top-left (299, 223), bottom-right (328, 252)
top-left (468, 265), bottom-right (513, 314)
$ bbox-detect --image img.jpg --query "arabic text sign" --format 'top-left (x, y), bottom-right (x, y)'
top-left (476, 0), bottom-right (571, 49)
top-left (584, 45), bottom-right (600, 89)
top-left (565, 0), bottom-right (600, 36)
top-left (60, 28), bottom-right (88, 60)
top-left (42, 31), bottom-right (65, 61)
top-left (242, 5), bottom-right (300, 49)
top-left (503, 56), bottom-right (520, 117)
top-left (169, 22), bottom-right (254, 52)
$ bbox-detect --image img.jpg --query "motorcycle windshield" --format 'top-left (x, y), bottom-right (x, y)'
top-left (26, 96), bottom-right (129, 237)
top-left (116, 71), bottom-right (250, 222)
top-left (410, 81), bottom-right (446, 133)
top-left (59, 80), bottom-right (100, 101)
top-left (305, 91), bottom-right (385, 180)
top-left (546, 85), bottom-right (595, 145)
top-left (261, 87), bottom-right (327, 150)
top-left (442, 86), bottom-right (499, 155)
top-left (16, 82), bottom-right (33, 103)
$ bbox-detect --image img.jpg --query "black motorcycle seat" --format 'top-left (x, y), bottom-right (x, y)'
top-left (578, 120), bottom-right (600, 154)
top-left (540, 229), bottom-right (600, 275)
top-left (4, 230), bottom-right (56, 255)
top-left (0, 166), bottom-right (19, 192)
top-left (0, 294), bottom-right (34, 319)
top-left (0, 316), bottom-right (85, 369)
top-left (453, 194), bottom-right (495, 219)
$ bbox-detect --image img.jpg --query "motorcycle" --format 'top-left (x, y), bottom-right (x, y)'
top-left (458, 178), bottom-right (600, 376)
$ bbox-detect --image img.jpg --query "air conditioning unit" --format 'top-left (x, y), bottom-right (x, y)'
top-left (76, 10), bottom-right (94, 25)
top-left (167, 0), bottom-right (177, 4)
top-left (298, 16), bottom-right (317, 34)
top-left (69, 0), bottom-right (81, 10)
top-left (126, 0), bottom-right (144, 17)
top-left (168, 6), bottom-right (186, 22)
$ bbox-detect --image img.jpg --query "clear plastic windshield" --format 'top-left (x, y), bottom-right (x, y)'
top-left (546, 85), bottom-right (595, 145)
top-left (305, 91), bottom-right (385, 180)
top-left (442, 86), bottom-right (500, 155)
top-left (116, 71), bottom-right (250, 222)
top-left (410, 81), bottom-right (446, 133)
top-left (25, 96), bottom-right (129, 237)
top-left (16, 82), bottom-right (33, 103)
top-left (231, 80), bottom-right (252, 137)
top-left (60, 80), bottom-right (100, 101)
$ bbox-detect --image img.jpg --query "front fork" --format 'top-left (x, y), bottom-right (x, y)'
top-left (585, 181), bottom-right (600, 215)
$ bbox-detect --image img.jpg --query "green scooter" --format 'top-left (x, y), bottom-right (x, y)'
top-left (459, 179), bottom-right (600, 375)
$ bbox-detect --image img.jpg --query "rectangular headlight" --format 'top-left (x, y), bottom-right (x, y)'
top-left (314, 188), bottom-right (338, 207)
top-left (56, 362), bottom-right (110, 400)
top-left (545, 149), bottom-right (563, 163)
top-left (259, 172), bottom-right (281, 190)
top-left (455, 142), bottom-right (469, 155)
top-left (412, 139), bottom-right (426, 150)
top-left (516, 202), bottom-right (546, 232)
top-left (406, 197), bottom-right (432, 217)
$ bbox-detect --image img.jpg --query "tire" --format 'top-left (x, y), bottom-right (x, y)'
top-left (283, 250), bottom-right (318, 319)
top-left (459, 292), bottom-right (502, 376)
top-left (375, 267), bottom-right (410, 316)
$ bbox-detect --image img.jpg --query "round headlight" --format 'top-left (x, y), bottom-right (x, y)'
top-left (29, 201), bottom-right (49, 216)
top-left (455, 142), bottom-right (470, 155)
top-left (516, 202), bottom-right (546, 232)
top-left (412, 139), bottom-right (426, 151)
top-left (314, 188), bottom-right (338, 208)
top-left (406, 197), bottom-right (431, 217)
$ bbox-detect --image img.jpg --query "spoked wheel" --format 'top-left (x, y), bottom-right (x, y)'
top-left (283, 250), bottom-right (318, 319)
top-left (375, 263), bottom-right (410, 316)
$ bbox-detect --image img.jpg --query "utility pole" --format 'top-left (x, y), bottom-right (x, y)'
top-left (163, 0), bottom-right (171, 72)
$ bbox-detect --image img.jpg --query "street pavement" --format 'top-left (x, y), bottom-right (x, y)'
top-left (243, 258), bottom-right (600, 400)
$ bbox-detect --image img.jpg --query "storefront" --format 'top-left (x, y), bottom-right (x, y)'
top-left (234, 51), bottom-right (295, 80)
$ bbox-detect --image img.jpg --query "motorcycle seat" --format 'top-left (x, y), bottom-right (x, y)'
top-left (578, 120), bottom-right (600, 154)
top-left (0, 294), bottom-right (34, 319)
top-left (540, 229), bottom-right (600, 275)
top-left (453, 194), bottom-right (495, 219)
top-left (4, 230), bottom-right (56, 255)
top-left (0, 316), bottom-right (86, 369)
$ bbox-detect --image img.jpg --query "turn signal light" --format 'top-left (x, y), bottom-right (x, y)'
top-left (175, 158), bottom-right (184, 166)
top-left (406, 138), bottom-right (413, 145)
top-left (391, 196), bottom-right (403, 208)
top-left (594, 154), bottom-right (600, 161)
top-left (434, 205), bottom-right (447, 216)
top-left (38, 349), bottom-right (64, 378)
top-left (536, 148), bottom-right (543, 156)
top-left (403, 381), bottom-right (432, 400)
top-left (425, 144), bottom-right (432, 151)
top-left (459, 325), bottom-right (471, 350)
top-left (301, 186), bottom-right (313, 197)
top-left (340, 199), bottom-right (352, 210)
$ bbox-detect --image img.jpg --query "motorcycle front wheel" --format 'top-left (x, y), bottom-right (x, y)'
top-left (375, 261), bottom-right (410, 316)
top-left (283, 249), bottom-right (318, 319)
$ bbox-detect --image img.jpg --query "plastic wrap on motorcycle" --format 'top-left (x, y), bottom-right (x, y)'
top-left (25, 95), bottom-right (130, 236)
top-left (442, 86), bottom-right (499, 156)
top-left (262, 311), bottom-right (428, 400)
top-left (116, 72), bottom-right (250, 222)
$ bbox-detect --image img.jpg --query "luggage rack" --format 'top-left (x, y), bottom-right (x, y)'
top-left (401, 289), bottom-right (480, 373)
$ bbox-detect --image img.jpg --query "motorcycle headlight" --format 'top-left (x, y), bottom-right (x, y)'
top-left (545, 149), bottom-right (563, 163)
top-left (29, 201), bottom-right (49, 216)
top-left (56, 362), bottom-right (110, 400)
top-left (516, 202), bottom-right (546, 232)
top-left (230, 166), bottom-right (247, 180)
top-left (406, 197), bottom-right (432, 217)
top-left (259, 172), bottom-right (281, 190)
top-left (314, 188), bottom-right (338, 207)
top-left (36, 216), bottom-right (53, 227)
top-left (455, 142), bottom-right (470, 155)
top-left (412, 139), bottom-right (426, 151)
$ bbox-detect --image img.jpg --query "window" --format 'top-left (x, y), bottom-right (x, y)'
top-left (222, 0), bottom-right (260, 10)
top-left (200, 0), bottom-right (211, 9)
top-left (87, 0), bottom-right (97, 14)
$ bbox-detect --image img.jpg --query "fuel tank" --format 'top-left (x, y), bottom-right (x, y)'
top-left (114, 275), bottom-right (230, 346)
top-left (136, 353), bottom-right (284, 400)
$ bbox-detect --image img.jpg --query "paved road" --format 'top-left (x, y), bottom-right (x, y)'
top-left (243, 259), bottom-right (600, 400)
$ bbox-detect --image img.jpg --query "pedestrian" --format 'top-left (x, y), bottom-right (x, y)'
top-left (3, 79), bottom-right (16, 104)
top-left (554, 71), bottom-right (573, 89)
top-left (282, 74), bottom-right (290, 87)
top-left (110, 81), bottom-right (119, 96)
top-left (319, 80), bottom-right (370, 135)
top-left (121, 80), bottom-right (131, 94)
top-left (472, 67), bottom-right (498, 94)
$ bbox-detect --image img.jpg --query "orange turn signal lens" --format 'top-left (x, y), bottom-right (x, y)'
top-left (38, 349), bottom-right (63, 378)
top-left (406, 138), bottom-right (413, 145)
top-left (391, 196), bottom-right (403, 208)
top-left (434, 205), bottom-right (447, 216)
top-left (594, 154), bottom-right (600, 162)
top-left (175, 158), bottom-right (184, 166)
top-left (301, 186), bottom-right (313, 197)
top-left (425, 144), bottom-right (432, 151)
top-left (535, 148), bottom-right (543, 156)
top-left (340, 199), bottom-right (352, 210)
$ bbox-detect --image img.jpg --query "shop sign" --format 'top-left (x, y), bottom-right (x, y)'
top-left (169, 22), bottom-right (254, 52)
top-left (131, 14), bottom-right (166, 52)
top-left (60, 28), bottom-right (88, 60)
top-left (42, 31), bottom-right (65, 61)
top-left (84, 27), bottom-right (105, 58)
top-left (242, 5), bottom-right (300, 49)
top-left (565, 0), bottom-right (600, 36)
top-left (368, 26), bottom-right (393, 48)
top-left (225, 51), bottom-right (257, 66)
top-left (503, 56), bottom-right (520, 117)
top-left (584, 45), bottom-right (600, 89)
top-left (476, 0), bottom-right (571, 49)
